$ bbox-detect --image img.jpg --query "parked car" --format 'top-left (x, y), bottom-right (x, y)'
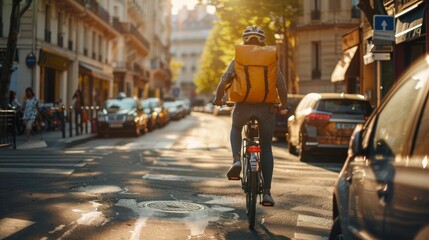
top-left (141, 98), bottom-right (170, 130)
top-left (164, 101), bottom-right (184, 120)
top-left (97, 96), bottom-right (147, 137)
top-left (274, 94), bottom-right (304, 141)
top-left (287, 93), bottom-right (372, 161)
top-left (203, 103), bottom-right (214, 114)
top-left (213, 105), bottom-right (232, 116)
top-left (330, 56), bottom-right (429, 240)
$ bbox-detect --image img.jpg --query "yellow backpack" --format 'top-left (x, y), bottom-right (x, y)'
top-left (227, 45), bottom-right (280, 103)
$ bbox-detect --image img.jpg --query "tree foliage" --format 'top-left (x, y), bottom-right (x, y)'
top-left (194, 0), bottom-right (300, 96)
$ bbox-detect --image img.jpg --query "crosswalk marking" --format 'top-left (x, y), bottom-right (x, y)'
top-left (0, 168), bottom-right (75, 175)
top-left (297, 214), bottom-right (332, 230)
top-left (0, 218), bottom-right (35, 239)
top-left (0, 163), bottom-right (86, 167)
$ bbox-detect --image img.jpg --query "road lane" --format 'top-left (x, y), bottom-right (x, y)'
top-left (0, 112), bottom-right (342, 240)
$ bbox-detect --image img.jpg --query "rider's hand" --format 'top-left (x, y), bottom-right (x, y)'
top-left (212, 98), bottom-right (224, 106)
top-left (278, 103), bottom-right (289, 114)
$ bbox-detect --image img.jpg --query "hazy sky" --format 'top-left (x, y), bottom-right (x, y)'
top-left (171, 0), bottom-right (215, 15)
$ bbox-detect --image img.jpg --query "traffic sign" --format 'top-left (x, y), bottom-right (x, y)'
top-left (373, 15), bottom-right (395, 42)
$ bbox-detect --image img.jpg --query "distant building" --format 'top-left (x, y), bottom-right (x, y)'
top-left (293, 0), bottom-right (360, 94)
top-left (171, 5), bottom-right (217, 100)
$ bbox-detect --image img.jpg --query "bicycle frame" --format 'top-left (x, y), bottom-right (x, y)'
top-left (240, 117), bottom-right (264, 229)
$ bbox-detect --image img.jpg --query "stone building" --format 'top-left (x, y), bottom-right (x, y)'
top-left (0, 0), bottom-right (171, 107)
top-left (171, 5), bottom-right (216, 100)
top-left (293, 0), bottom-right (361, 94)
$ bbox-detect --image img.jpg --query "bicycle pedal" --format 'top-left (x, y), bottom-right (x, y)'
top-left (262, 202), bottom-right (274, 207)
top-left (227, 176), bottom-right (241, 181)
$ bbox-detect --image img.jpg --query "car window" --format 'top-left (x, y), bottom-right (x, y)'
top-left (369, 71), bottom-right (428, 160)
top-left (413, 94), bottom-right (429, 157)
top-left (316, 99), bottom-right (372, 115)
top-left (105, 98), bottom-right (136, 110)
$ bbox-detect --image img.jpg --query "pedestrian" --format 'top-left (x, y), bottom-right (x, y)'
top-left (21, 87), bottom-right (39, 141)
top-left (72, 89), bottom-right (84, 135)
top-left (9, 90), bottom-right (23, 134)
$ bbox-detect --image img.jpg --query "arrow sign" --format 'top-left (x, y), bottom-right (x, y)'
top-left (381, 20), bottom-right (388, 30)
top-left (373, 15), bottom-right (395, 42)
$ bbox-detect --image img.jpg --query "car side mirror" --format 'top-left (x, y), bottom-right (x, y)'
top-left (348, 123), bottom-right (365, 157)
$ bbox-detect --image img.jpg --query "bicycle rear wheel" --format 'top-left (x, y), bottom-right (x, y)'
top-left (246, 170), bottom-right (258, 229)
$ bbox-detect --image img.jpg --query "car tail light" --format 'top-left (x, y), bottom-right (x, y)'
top-left (247, 146), bottom-right (261, 152)
top-left (305, 113), bottom-right (331, 120)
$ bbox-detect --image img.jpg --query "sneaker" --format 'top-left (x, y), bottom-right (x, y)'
top-left (227, 160), bottom-right (241, 180)
top-left (262, 193), bottom-right (275, 207)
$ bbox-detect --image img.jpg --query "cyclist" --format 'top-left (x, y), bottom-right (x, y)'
top-left (213, 26), bottom-right (288, 206)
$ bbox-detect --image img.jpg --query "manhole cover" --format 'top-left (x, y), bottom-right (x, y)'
top-left (144, 201), bottom-right (205, 213)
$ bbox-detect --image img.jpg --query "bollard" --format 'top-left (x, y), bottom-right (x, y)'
top-left (69, 106), bottom-right (73, 137)
top-left (61, 105), bottom-right (66, 138)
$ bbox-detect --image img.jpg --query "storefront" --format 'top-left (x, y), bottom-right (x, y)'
top-left (394, 2), bottom-right (426, 80)
top-left (38, 48), bottom-right (71, 104)
top-left (78, 62), bottom-right (113, 107)
top-left (331, 28), bottom-right (361, 94)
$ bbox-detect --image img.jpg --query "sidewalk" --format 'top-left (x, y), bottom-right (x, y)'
top-left (8, 124), bottom-right (97, 150)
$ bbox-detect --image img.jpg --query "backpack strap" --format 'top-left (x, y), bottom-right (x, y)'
top-left (243, 65), bottom-right (251, 102)
top-left (262, 66), bottom-right (269, 103)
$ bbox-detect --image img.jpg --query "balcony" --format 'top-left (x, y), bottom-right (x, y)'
top-left (76, 0), bottom-right (110, 24)
top-left (45, 30), bottom-right (51, 43)
top-left (312, 69), bottom-right (321, 80)
top-left (57, 35), bottom-right (64, 47)
top-left (112, 19), bottom-right (150, 53)
top-left (311, 10), bottom-right (321, 20)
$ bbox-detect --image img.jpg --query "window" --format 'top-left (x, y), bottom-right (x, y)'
top-left (0, 0), bottom-right (3, 37)
top-left (351, 0), bottom-right (361, 18)
top-left (83, 25), bottom-right (88, 56)
top-left (98, 35), bottom-right (103, 62)
top-left (311, 0), bottom-right (321, 20)
top-left (45, 4), bottom-right (51, 42)
top-left (312, 42), bottom-right (321, 79)
top-left (57, 12), bottom-right (63, 47)
top-left (369, 70), bottom-right (428, 160)
top-left (68, 18), bottom-right (73, 50)
top-left (413, 94), bottom-right (429, 156)
top-left (92, 31), bottom-right (97, 59)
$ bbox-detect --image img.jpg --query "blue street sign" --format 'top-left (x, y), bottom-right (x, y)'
top-left (373, 15), bottom-right (395, 31)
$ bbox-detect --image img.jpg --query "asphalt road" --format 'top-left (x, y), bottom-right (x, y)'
top-left (0, 112), bottom-right (345, 240)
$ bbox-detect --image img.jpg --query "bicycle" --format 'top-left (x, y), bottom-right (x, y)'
top-left (224, 102), bottom-right (279, 230)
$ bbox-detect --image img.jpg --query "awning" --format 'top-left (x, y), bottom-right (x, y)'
top-left (331, 46), bottom-right (358, 83)
top-left (395, 6), bottom-right (425, 44)
top-left (79, 62), bottom-right (114, 81)
top-left (38, 48), bottom-right (71, 71)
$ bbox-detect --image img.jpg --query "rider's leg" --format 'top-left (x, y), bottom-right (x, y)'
top-left (256, 106), bottom-right (275, 190)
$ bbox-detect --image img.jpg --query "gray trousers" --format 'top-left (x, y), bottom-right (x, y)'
top-left (231, 103), bottom-right (275, 189)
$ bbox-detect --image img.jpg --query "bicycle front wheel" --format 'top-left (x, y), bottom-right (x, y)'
top-left (246, 170), bottom-right (258, 230)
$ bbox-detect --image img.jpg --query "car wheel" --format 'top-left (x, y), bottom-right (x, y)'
top-left (299, 132), bottom-right (311, 162)
top-left (329, 216), bottom-right (344, 240)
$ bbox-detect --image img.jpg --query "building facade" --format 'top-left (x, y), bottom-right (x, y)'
top-left (0, 0), bottom-right (170, 107)
top-left (293, 0), bottom-right (361, 94)
top-left (171, 5), bottom-right (216, 100)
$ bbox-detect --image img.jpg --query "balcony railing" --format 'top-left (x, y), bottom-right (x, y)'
top-left (311, 10), bottom-right (321, 20)
top-left (58, 35), bottom-right (64, 47)
top-left (76, 0), bottom-right (110, 25)
top-left (45, 30), bottom-right (51, 43)
top-left (312, 69), bottom-right (321, 80)
top-left (112, 18), bottom-right (150, 50)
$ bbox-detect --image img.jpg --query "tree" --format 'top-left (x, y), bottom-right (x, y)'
top-left (194, 0), bottom-right (300, 96)
top-left (0, 0), bottom-right (33, 109)
top-left (169, 58), bottom-right (184, 83)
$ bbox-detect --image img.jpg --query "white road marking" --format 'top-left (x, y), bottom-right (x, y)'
top-left (48, 224), bottom-right (66, 234)
top-left (0, 168), bottom-right (74, 175)
top-left (0, 163), bottom-right (86, 167)
top-left (0, 218), bottom-right (35, 239)
top-left (142, 174), bottom-right (222, 182)
top-left (291, 206), bottom-right (332, 218)
top-left (145, 166), bottom-right (196, 172)
top-left (294, 232), bottom-right (328, 240)
top-left (297, 214), bottom-right (331, 230)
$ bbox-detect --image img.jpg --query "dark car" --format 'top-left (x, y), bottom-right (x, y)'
top-left (330, 56), bottom-right (429, 240)
top-left (97, 96), bottom-right (147, 137)
top-left (274, 94), bottom-right (304, 141)
top-left (287, 93), bottom-right (372, 161)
